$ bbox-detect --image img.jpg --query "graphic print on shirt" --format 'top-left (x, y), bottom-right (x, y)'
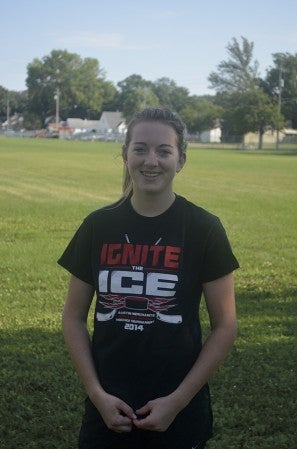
top-left (97, 235), bottom-right (183, 330)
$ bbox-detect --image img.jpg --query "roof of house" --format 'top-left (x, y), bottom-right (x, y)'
top-left (282, 128), bottom-right (297, 135)
top-left (67, 118), bottom-right (100, 129)
top-left (101, 111), bottom-right (125, 128)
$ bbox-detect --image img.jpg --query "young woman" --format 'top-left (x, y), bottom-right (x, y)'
top-left (58, 108), bottom-right (239, 449)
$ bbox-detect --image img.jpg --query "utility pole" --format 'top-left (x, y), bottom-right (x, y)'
top-left (55, 88), bottom-right (60, 125)
top-left (276, 67), bottom-right (284, 150)
top-left (6, 96), bottom-right (10, 132)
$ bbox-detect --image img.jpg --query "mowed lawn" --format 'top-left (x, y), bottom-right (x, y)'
top-left (0, 137), bottom-right (296, 449)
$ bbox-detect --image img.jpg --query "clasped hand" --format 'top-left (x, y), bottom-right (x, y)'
top-left (92, 391), bottom-right (181, 433)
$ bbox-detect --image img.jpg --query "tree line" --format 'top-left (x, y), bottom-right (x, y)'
top-left (1, 36), bottom-right (297, 147)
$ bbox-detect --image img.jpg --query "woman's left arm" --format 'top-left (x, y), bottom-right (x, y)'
top-left (171, 272), bottom-right (237, 406)
top-left (134, 272), bottom-right (237, 431)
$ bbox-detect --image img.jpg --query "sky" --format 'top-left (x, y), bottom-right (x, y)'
top-left (1, 0), bottom-right (297, 96)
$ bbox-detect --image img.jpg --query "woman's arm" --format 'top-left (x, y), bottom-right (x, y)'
top-left (134, 272), bottom-right (237, 431)
top-left (62, 274), bottom-right (136, 432)
top-left (171, 272), bottom-right (237, 404)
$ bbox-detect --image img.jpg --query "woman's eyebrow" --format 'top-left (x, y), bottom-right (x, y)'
top-left (131, 142), bottom-right (174, 148)
top-left (132, 141), bottom-right (147, 145)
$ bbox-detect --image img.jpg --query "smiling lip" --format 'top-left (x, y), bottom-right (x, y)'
top-left (141, 171), bottom-right (160, 177)
top-left (141, 170), bottom-right (160, 177)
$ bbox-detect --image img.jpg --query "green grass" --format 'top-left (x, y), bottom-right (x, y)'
top-left (0, 137), bottom-right (296, 448)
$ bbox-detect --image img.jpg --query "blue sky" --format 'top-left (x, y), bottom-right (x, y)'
top-left (1, 0), bottom-right (296, 96)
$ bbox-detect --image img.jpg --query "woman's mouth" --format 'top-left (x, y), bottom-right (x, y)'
top-left (141, 171), bottom-right (160, 178)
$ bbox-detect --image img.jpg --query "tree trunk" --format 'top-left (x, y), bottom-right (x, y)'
top-left (258, 129), bottom-right (264, 150)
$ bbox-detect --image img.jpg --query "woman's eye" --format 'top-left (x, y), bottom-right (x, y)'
top-left (158, 149), bottom-right (171, 156)
top-left (134, 147), bottom-right (146, 153)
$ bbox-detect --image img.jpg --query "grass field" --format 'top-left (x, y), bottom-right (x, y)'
top-left (0, 137), bottom-right (296, 449)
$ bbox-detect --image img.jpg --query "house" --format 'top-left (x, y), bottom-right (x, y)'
top-left (54, 112), bottom-right (127, 140)
top-left (200, 126), bottom-right (221, 143)
top-left (244, 129), bottom-right (275, 146)
top-left (244, 128), bottom-right (297, 146)
top-left (56, 118), bottom-right (101, 139)
top-left (98, 111), bottom-right (126, 134)
top-left (281, 128), bottom-right (297, 143)
top-left (66, 118), bottom-right (101, 134)
top-left (1, 113), bottom-right (24, 131)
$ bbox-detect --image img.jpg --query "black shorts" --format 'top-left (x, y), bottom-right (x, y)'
top-left (78, 398), bottom-right (209, 449)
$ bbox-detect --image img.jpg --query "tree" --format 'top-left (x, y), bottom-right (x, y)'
top-left (26, 50), bottom-right (110, 124)
top-left (209, 36), bottom-right (284, 147)
top-left (0, 86), bottom-right (27, 118)
top-left (219, 88), bottom-right (283, 149)
top-left (100, 81), bottom-right (119, 113)
top-left (264, 52), bottom-right (297, 128)
top-left (22, 112), bottom-right (42, 130)
top-left (117, 75), bottom-right (159, 121)
top-left (152, 77), bottom-right (190, 113)
top-left (208, 36), bottom-right (259, 93)
top-left (0, 86), bottom-right (9, 118)
top-left (180, 96), bottom-right (222, 134)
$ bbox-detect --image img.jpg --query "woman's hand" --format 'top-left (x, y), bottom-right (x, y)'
top-left (90, 390), bottom-right (137, 433)
top-left (133, 395), bottom-right (181, 432)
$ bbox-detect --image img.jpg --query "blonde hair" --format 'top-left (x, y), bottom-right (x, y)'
top-left (121, 108), bottom-right (187, 198)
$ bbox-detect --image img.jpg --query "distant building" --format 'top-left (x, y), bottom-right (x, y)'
top-left (66, 118), bottom-right (101, 134)
top-left (244, 128), bottom-right (297, 146)
top-left (60, 112), bottom-right (126, 139)
top-left (200, 125), bottom-right (221, 143)
top-left (46, 112), bottom-right (127, 139)
top-left (1, 113), bottom-right (24, 131)
top-left (98, 111), bottom-right (126, 134)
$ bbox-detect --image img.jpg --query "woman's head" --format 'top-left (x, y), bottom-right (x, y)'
top-left (122, 108), bottom-right (187, 197)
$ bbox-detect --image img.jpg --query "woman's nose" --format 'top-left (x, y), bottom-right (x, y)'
top-left (144, 150), bottom-right (158, 166)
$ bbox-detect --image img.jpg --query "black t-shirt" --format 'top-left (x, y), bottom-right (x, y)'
top-left (58, 195), bottom-right (239, 441)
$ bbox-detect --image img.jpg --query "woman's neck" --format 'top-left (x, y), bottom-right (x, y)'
top-left (130, 191), bottom-right (176, 217)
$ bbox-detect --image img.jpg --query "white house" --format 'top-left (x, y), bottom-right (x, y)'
top-left (57, 113), bottom-right (127, 139)
top-left (200, 126), bottom-right (222, 143)
top-left (98, 111), bottom-right (126, 134)
top-left (1, 113), bottom-right (24, 130)
top-left (66, 118), bottom-right (101, 134)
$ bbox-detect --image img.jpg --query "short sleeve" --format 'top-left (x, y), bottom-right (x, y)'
top-left (201, 218), bottom-right (239, 283)
top-left (57, 218), bottom-right (94, 285)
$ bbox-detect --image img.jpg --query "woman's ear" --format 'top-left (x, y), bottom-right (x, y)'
top-left (122, 145), bottom-right (128, 164)
top-left (176, 153), bottom-right (186, 173)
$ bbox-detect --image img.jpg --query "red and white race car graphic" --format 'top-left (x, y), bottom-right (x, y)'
top-left (96, 294), bottom-right (182, 324)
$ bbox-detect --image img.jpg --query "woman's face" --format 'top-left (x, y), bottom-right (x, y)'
top-left (123, 121), bottom-right (185, 197)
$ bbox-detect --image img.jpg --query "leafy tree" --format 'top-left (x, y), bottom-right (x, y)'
top-left (264, 52), bottom-right (297, 128)
top-left (100, 81), bottom-right (119, 112)
top-left (180, 96), bottom-right (222, 134)
top-left (0, 87), bottom-right (27, 118)
top-left (26, 50), bottom-right (110, 124)
top-left (22, 112), bottom-right (42, 130)
top-left (209, 36), bottom-right (284, 147)
top-left (208, 36), bottom-right (259, 93)
top-left (10, 90), bottom-right (28, 114)
top-left (117, 74), bottom-right (159, 121)
top-left (152, 77), bottom-right (190, 113)
top-left (0, 86), bottom-right (9, 118)
top-left (219, 88), bottom-right (283, 148)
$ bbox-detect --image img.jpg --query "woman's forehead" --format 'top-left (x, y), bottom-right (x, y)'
top-left (130, 121), bottom-right (178, 143)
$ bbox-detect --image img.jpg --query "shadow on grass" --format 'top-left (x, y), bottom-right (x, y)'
top-left (237, 149), bottom-right (297, 156)
top-left (208, 286), bottom-right (297, 448)
top-left (0, 328), bottom-right (84, 449)
top-left (235, 286), bottom-right (297, 341)
top-left (1, 288), bottom-right (296, 449)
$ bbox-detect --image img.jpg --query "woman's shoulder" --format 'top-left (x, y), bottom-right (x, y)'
top-left (176, 195), bottom-right (220, 226)
top-left (82, 197), bottom-right (128, 225)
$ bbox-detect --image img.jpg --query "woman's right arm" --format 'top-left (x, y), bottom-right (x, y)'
top-left (62, 274), bottom-right (136, 432)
